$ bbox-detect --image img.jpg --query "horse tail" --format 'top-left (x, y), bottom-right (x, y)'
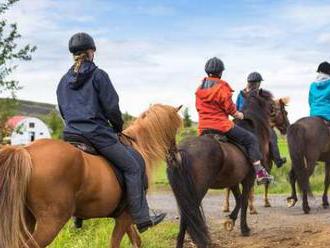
top-left (166, 149), bottom-right (209, 248)
top-left (287, 124), bottom-right (312, 196)
top-left (0, 146), bottom-right (35, 248)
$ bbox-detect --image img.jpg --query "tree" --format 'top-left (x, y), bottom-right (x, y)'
top-left (183, 107), bottom-right (192, 128)
top-left (41, 110), bottom-right (64, 139)
top-left (0, 98), bottom-right (17, 141)
top-left (0, 0), bottom-right (36, 96)
top-left (122, 111), bottom-right (135, 129)
top-left (0, 0), bottom-right (36, 142)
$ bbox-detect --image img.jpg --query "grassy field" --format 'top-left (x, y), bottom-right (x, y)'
top-left (50, 219), bottom-right (178, 248)
top-left (152, 130), bottom-right (327, 195)
top-left (50, 129), bottom-right (328, 247)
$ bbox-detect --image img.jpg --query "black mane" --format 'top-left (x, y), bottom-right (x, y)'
top-left (237, 89), bottom-right (273, 145)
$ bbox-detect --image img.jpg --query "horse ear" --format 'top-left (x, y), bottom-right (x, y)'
top-left (280, 97), bottom-right (290, 105)
top-left (176, 105), bottom-right (183, 112)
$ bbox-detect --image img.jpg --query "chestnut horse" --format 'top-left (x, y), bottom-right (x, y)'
top-left (166, 90), bottom-right (281, 248)
top-left (223, 96), bottom-right (290, 213)
top-left (287, 116), bottom-right (330, 213)
top-left (0, 104), bottom-right (182, 248)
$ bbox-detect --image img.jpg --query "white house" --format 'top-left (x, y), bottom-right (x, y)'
top-left (6, 116), bottom-right (51, 145)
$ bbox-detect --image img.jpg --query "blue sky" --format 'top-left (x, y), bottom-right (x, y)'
top-left (4, 0), bottom-right (330, 121)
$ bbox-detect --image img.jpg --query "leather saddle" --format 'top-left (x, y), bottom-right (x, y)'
top-left (63, 133), bottom-right (147, 218)
top-left (201, 129), bottom-right (249, 157)
top-left (63, 133), bottom-right (126, 188)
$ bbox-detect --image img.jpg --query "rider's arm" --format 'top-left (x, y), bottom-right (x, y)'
top-left (218, 86), bottom-right (238, 117)
top-left (94, 70), bottom-right (124, 133)
top-left (308, 84), bottom-right (313, 108)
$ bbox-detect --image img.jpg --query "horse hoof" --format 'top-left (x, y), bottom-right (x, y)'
top-left (323, 204), bottom-right (329, 209)
top-left (241, 229), bottom-right (250, 237)
top-left (264, 203), bottom-right (271, 208)
top-left (249, 209), bottom-right (258, 215)
top-left (222, 208), bottom-right (230, 213)
top-left (287, 198), bottom-right (297, 208)
top-left (303, 207), bottom-right (311, 214)
top-left (223, 219), bottom-right (234, 232)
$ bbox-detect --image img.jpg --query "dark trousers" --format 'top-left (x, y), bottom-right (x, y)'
top-left (226, 125), bottom-right (263, 163)
top-left (99, 142), bottom-right (149, 224)
top-left (269, 128), bottom-right (282, 164)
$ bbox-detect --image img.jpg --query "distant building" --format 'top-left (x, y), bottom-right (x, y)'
top-left (6, 116), bottom-right (51, 145)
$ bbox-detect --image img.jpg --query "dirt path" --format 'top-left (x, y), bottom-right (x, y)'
top-left (147, 190), bottom-right (330, 247)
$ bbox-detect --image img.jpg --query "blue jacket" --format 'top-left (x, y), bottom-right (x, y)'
top-left (236, 90), bottom-right (246, 111)
top-left (57, 61), bottom-right (123, 148)
top-left (309, 78), bottom-right (330, 121)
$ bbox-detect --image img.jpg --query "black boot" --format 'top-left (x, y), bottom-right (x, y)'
top-left (73, 217), bottom-right (83, 229)
top-left (137, 211), bottom-right (167, 233)
top-left (275, 157), bottom-right (287, 168)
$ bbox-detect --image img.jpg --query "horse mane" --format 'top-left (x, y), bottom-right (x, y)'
top-left (239, 89), bottom-right (273, 148)
top-left (242, 89), bottom-right (273, 121)
top-left (123, 104), bottom-right (182, 178)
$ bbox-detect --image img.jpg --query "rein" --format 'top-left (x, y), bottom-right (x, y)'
top-left (118, 133), bottom-right (136, 146)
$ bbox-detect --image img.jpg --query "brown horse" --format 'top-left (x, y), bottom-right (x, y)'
top-left (287, 116), bottom-right (330, 213)
top-left (166, 90), bottom-right (280, 248)
top-left (223, 96), bottom-right (290, 213)
top-left (0, 104), bottom-right (182, 248)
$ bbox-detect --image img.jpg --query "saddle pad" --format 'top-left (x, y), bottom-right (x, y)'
top-left (201, 129), bottom-right (249, 158)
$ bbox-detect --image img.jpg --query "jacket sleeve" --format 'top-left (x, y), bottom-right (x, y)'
top-left (94, 70), bottom-right (124, 133)
top-left (216, 86), bottom-right (237, 116)
top-left (308, 84), bottom-right (313, 108)
top-left (56, 81), bottom-right (66, 121)
top-left (236, 93), bottom-right (242, 111)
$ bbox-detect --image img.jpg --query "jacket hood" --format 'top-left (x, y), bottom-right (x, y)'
top-left (196, 77), bottom-right (231, 101)
top-left (67, 61), bottom-right (97, 90)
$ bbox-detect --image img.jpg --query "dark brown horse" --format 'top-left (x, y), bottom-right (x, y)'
top-left (222, 96), bottom-right (290, 213)
top-left (0, 104), bottom-right (182, 248)
top-left (166, 90), bottom-right (279, 248)
top-left (287, 116), bottom-right (330, 213)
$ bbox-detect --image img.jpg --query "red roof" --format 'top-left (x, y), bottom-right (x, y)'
top-left (6, 116), bottom-right (26, 128)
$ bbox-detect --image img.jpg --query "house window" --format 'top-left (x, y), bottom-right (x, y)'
top-left (40, 132), bottom-right (43, 135)
top-left (29, 122), bottom-right (35, 128)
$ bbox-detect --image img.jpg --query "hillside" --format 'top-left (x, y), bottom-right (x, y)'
top-left (0, 98), bottom-right (57, 117)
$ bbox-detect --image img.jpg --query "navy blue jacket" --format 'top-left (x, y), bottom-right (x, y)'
top-left (57, 61), bottom-right (124, 148)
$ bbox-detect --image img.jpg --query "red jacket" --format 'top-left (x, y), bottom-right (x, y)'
top-left (195, 77), bottom-right (237, 134)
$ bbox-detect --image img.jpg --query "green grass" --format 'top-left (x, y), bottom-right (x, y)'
top-left (151, 131), bottom-right (327, 195)
top-left (50, 219), bottom-right (178, 248)
top-left (50, 129), bottom-right (327, 247)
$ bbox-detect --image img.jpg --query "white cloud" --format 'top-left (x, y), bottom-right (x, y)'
top-left (2, 0), bottom-right (329, 124)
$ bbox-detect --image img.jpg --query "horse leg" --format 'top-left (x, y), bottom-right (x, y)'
top-left (322, 162), bottom-right (330, 208)
top-left (264, 183), bottom-right (271, 207)
top-left (26, 214), bottom-right (69, 248)
top-left (176, 217), bottom-right (187, 248)
top-left (240, 172), bottom-right (254, 236)
top-left (222, 188), bottom-right (230, 212)
top-left (224, 185), bottom-right (241, 232)
top-left (287, 169), bottom-right (298, 208)
top-left (126, 225), bottom-right (141, 248)
top-left (248, 187), bottom-right (257, 214)
top-left (302, 190), bottom-right (311, 214)
top-left (111, 212), bottom-right (133, 248)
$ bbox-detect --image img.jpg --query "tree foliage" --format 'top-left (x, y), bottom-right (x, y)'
top-left (0, 0), bottom-right (36, 95)
top-left (183, 107), bottom-right (192, 128)
top-left (41, 110), bottom-right (64, 139)
top-left (0, 0), bottom-right (36, 142)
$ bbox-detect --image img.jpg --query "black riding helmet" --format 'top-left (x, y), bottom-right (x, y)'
top-left (69, 32), bottom-right (96, 54)
top-left (317, 61), bottom-right (330, 76)
top-left (247, 72), bottom-right (263, 83)
top-left (205, 57), bottom-right (225, 76)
